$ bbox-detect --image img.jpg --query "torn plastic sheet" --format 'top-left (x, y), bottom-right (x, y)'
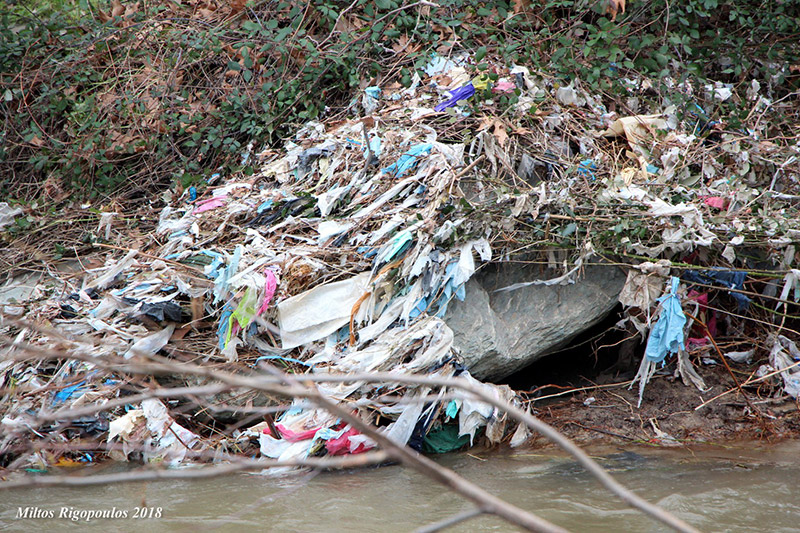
top-left (630, 277), bottom-right (687, 406)
top-left (256, 270), bottom-right (278, 315)
top-left (357, 295), bottom-right (407, 343)
top-left (336, 317), bottom-right (452, 374)
top-left (492, 80), bottom-right (516, 93)
top-left (434, 83), bottom-right (475, 112)
top-left (107, 409), bottom-right (143, 442)
top-left (123, 325), bottom-right (175, 359)
top-left (231, 287), bottom-right (259, 330)
top-left (53, 381), bottom-right (88, 405)
top-left (382, 143), bottom-right (432, 177)
top-left (326, 427), bottom-right (373, 455)
top-left (703, 196), bottom-right (727, 209)
top-left (263, 423), bottom-right (320, 442)
top-left (431, 259), bottom-right (469, 318)
top-left (193, 195), bottom-right (227, 214)
top-left (619, 269), bottom-right (665, 311)
top-left (97, 212), bottom-right (116, 240)
top-left (87, 250), bottom-right (138, 290)
top-left (374, 229), bottom-right (414, 266)
top-left (217, 301), bottom-right (235, 350)
top-left (725, 349), bottom-right (755, 364)
top-left (456, 372), bottom-right (500, 445)
top-left (296, 144), bottom-right (334, 178)
top-left (258, 432), bottom-right (294, 459)
top-left (445, 399), bottom-right (460, 419)
top-left (577, 159), bottom-right (597, 179)
top-left (139, 301), bottom-right (182, 322)
top-left (211, 246), bottom-right (242, 304)
top-left (397, 320), bottom-right (454, 372)
top-left (422, 425), bottom-right (470, 453)
top-left (601, 114), bottom-right (668, 157)
top-left (509, 408), bottom-right (532, 447)
top-left (277, 272), bottom-right (371, 349)
top-left (362, 86), bottom-right (381, 114)
top-left (645, 198), bottom-right (704, 227)
top-left (140, 398), bottom-right (200, 465)
top-left (770, 335), bottom-right (800, 398)
top-left (494, 254), bottom-right (586, 292)
top-left (644, 277), bottom-right (686, 363)
top-left (254, 353), bottom-right (313, 367)
top-left (777, 269), bottom-right (800, 310)
top-left (683, 269), bottom-right (751, 310)
top-left (0, 202), bottom-right (23, 230)
top-left (316, 186), bottom-right (351, 217)
top-left (556, 83), bottom-right (585, 106)
top-left (383, 389), bottom-right (428, 446)
top-left (423, 54), bottom-right (458, 77)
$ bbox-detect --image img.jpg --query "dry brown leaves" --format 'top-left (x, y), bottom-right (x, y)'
top-left (229, 0), bottom-right (247, 15)
top-left (392, 34), bottom-right (422, 54)
top-left (606, 0), bottom-right (626, 21)
top-left (512, 0), bottom-right (531, 15)
top-left (478, 117), bottom-right (509, 147)
top-left (97, 0), bottom-right (140, 27)
top-left (334, 14), bottom-right (366, 34)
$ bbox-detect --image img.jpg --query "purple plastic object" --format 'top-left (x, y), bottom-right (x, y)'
top-left (434, 83), bottom-right (476, 112)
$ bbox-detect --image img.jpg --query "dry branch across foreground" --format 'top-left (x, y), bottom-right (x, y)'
top-left (0, 338), bottom-right (699, 532)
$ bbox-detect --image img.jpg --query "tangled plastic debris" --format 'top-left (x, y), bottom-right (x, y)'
top-left (2, 50), bottom-right (799, 469)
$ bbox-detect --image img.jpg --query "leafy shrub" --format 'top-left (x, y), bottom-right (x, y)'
top-left (1, 0), bottom-right (797, 200)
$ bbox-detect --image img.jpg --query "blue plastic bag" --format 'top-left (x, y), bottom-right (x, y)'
top-left (382, 143), bottom-right (432, 177)
top-left (645, 277), bottom-right (686, 363)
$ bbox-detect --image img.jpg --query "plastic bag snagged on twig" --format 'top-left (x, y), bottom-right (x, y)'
top-left (277, 272), bottom-right (371, 349)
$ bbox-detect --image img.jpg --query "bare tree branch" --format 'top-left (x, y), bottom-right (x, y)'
top-left (415, 507), bottom-right (485, 533)
top-left (0, 452), bottom-right (389, 490)
top-left (280, 371), bottom-right (702, 533)
top-left (34, 384), bottom-right (231, 423)
top-left (266, 366), bottom-right (570, 533)
top-left (0, 333), bottom-right (700, 532)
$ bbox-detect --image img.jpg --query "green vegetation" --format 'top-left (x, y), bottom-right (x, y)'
top-left (1, 0), bottom-right (798, 199)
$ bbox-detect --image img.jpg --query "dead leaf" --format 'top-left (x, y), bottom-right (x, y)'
top-left (230, 0), bottom-right (246, 15)
top-left (111, 0), bottom-right (125, 18)
top-left (123, 2), bottom-right (139, 18)
top-left (512, 0), bottom-right (530, 14)
top-left (28, 135), bottom-right (46, 147)
top-left (196, 8), bottom-right (217, 18)
top-left (607, 0), bottom-right (626, 21)
top-left (493, 122), bottom-right (508, 148)
top-left (190, 295), bottom-right (204, 324)
top-left (334, 14), bottom-right (364, 34)
top-left (478, 117), bottom-right (509, 147)
top-left (391, 34), bottom-right (421, 54)
top-left (53, 457), bottom-right (84, 467)
top-left (171, 326), bottom-right (192, 341)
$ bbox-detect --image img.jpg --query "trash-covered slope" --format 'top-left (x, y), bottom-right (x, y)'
top-left (2, 53), bottom-right (800, 468)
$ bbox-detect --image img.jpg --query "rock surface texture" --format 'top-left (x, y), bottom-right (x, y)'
top-left (444, 264), bottom-right (627, 381)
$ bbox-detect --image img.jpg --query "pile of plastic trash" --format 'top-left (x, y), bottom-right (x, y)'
top-left (2, 52), bottom-right (799, 468)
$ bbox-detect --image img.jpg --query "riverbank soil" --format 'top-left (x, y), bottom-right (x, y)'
top-left (527, 362), bottom-right (800, 447)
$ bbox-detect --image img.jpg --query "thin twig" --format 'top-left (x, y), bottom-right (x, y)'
top-left (415, 507), bottom-right (485, 533)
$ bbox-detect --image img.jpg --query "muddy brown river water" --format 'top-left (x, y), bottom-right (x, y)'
top-left (2, 442), bottom-right (799, 532)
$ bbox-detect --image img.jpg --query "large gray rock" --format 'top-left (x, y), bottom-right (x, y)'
top-left (444, 264), bottom-right (627, 381)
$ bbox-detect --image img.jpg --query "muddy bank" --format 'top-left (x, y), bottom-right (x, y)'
top-left (526, 363), bottom-right (800, 447)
